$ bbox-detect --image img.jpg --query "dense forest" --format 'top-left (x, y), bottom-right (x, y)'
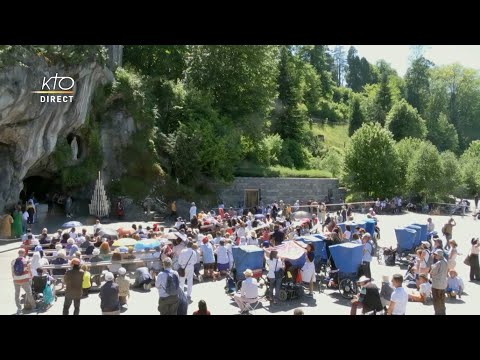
top-left (2, 45), bottom-right (480, 203)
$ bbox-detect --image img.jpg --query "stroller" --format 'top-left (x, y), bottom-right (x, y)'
top-left (32, 274), bottom-right (55, 309)
top-left (395, 227), bottom-right (417, 264)
top-left (328, 242), bottom-right (364, 299)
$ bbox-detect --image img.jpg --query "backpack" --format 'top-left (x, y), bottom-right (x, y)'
top-left (424, 250), bottom-right (433, 268)
top-left (13, 258), bottom-right (25, 276)
top-left (164, 270), bottom-right (179, 296)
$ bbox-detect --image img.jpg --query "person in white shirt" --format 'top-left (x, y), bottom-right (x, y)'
top-left (215, 240), bottom-right (231, 275)
top-left (246, 231), bottom-right (258, 246)
top-left (233, 269), bottom-right (259, 313)
top-left (388, 274), bottom-right (408, 315)
top-left (178, 241), bottom-right (197, 298)
top-left (265, 250), bottom-right (284, 304)
top-left (68, 228), bottom-right (78, 240)
top-left (93, 219), bottom-right (101, 234)
top-left (343, 225), bottom-right (352, 241)
top-left (408, 273), bottom-right (431, 303)
top-left (189, 202), bottom-right (197, 220)
top-left (427, 218), bottom-right (435, 233)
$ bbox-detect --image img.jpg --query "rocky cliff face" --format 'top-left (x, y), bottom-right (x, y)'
top-left (0, 45), bottom-right (122, 211)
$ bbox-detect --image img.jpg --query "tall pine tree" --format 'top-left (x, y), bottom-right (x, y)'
top-left (348, 96), bottom-right (364, 136)
top-left (374, 73), bottom-right (392, 126)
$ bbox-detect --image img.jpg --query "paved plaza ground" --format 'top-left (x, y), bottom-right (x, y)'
top-left (1, 211), bottom-right (479, 315)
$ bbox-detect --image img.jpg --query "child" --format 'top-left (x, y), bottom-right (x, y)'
top-left (116, 267), bottom-right (130, 308)
top-left (446, 270), bottom-right (464, 298)
top-left (408, 273), bottom-right (432, 303)
top-left (81, 264), bottom-right (91, 297)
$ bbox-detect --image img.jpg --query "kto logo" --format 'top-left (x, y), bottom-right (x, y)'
top-left (32, 73), bottom-right (74, 103)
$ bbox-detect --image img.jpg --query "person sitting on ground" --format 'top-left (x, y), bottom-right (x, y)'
top-left (193, 300), bottom-right (211, 315)
top-left (133, 267), bottom-right (153, 290)
top-left (81, 264), bottom-right (91, 297)
top-left (233, 269), bottom-right (259, 314)
top-left (404, 263), bottom-right (418, 288)
top-left (116, 267), bottom-right (130, 309)
top-left (408, 273), bottom-right (432, 303)
top-left (350, 276), bottom-right (384, 315)
top-left (446, 269), bottom-right (464, 299)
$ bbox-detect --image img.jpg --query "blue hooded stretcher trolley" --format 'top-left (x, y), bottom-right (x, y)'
top-left (328, 242), bottom-right (364, 299)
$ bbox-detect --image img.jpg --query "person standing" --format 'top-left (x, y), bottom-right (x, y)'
top-left (430, 249), bottom-right (448, 315)
top-left (65, 195), bottom-right (72, 218)
top-left (301, 243), bottom-right (316, 296)
top-left (178, 241), bottom-right (197, 300)
top-left (171, 201), bottom-right (177, 220)
top-left (12, 206), bottom-right (23, 238)
top-left (156, 258), bottom-right (180, 315)
top-left (100, 272), bottom-right (120, 315)
top-left (0, 212), bottom-right (14, 238)
top-left (442, 218), bottom-right (456, 242)
top-left (387, 274), bottom-right (408, 315)
top-left (469, 239), bottom-right (480, 281)
top-left (63, 258), bottom-right (84, 315)
top-left (12, 249), bottom-right (35, 314)
top-left (265, 250), bottom-right (284, 304)
top-left (361, 234), bottom-right (374, 279)
top-left (189, 202), bottom-right (197, 221)
top-left (21, 209), bottom-right (29, 235)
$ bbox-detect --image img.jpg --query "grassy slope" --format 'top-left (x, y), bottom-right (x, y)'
top-left (311, 122), bottom-right (349, 153)
top-left (234, 123), bottom-right (348, 178)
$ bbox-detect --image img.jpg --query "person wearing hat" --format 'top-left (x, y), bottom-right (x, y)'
top-left (233, 269), bottom-right (259, 314)
top-left (63, 258), bottom-right (84, 315)
top-left (115, 267), bottom-right (130, 308)
top-left (100, 271), bottom-right (120, 315)
top-left (350, 276), bottom-right (383, 315)
top-left (408, 273), bottom-right (432, 303)
top-left (430, 248), bottom-right (448, 315)
top-left (446, 269), bottom-right (464, 298)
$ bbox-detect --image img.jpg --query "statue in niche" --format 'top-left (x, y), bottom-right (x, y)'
top-left (71, 136), bottom-right (78, 160)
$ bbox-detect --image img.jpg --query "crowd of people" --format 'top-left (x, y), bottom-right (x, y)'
top-left (7, 195), bottom-right (478, 316)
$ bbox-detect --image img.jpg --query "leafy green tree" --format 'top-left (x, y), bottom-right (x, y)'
top-left (273, 46), bottom-right (308, 143)
top-left (427, 112), bottom-right (459, 152)
top-left (460, 140), bottom-right (480, 195)
top-left (348, 95), bottom-right (364, 136)
top-left (343, 123), bottom-right (400, 197)
top-left (405, 141), bottom-right (443, 201)
top-left (373, 73), bottom-right (392, 126)
top-left (386, 99), bottom-right (427, 141)
top-left (319, 149), bottom-right (343, 177)
top-left (189, 45), bottom-right (279, 139)
top-left (440, 151), bottom-right (462, 197)
top-left (346, 46), bottom-right (362, 92)
top-left (123, 45), bottom-right (188, 80)
top-left (395, 137), bottom-right (424, 193)
top-left (300, 45), bottom-right (335, 98)
top-left (404, 56), bottom-right (433, 117)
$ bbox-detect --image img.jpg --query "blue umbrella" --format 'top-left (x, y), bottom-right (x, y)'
top-left (134, 238), bottom-right (161, 251)
top-left (62, 221), bottom-right (83, 229)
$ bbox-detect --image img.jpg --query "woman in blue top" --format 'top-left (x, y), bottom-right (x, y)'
top-left (301, 243), bottom-right (315, 296)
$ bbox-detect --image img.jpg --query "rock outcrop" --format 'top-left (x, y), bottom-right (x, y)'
top-left (0, 46), bottom-right (121, 211)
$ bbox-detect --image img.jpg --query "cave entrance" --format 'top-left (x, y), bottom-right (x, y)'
top-left (21, 176), bottom-right (61, 203)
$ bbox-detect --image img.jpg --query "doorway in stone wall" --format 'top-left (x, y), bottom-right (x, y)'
top-left (244, 189), bottom-right (259, 209)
